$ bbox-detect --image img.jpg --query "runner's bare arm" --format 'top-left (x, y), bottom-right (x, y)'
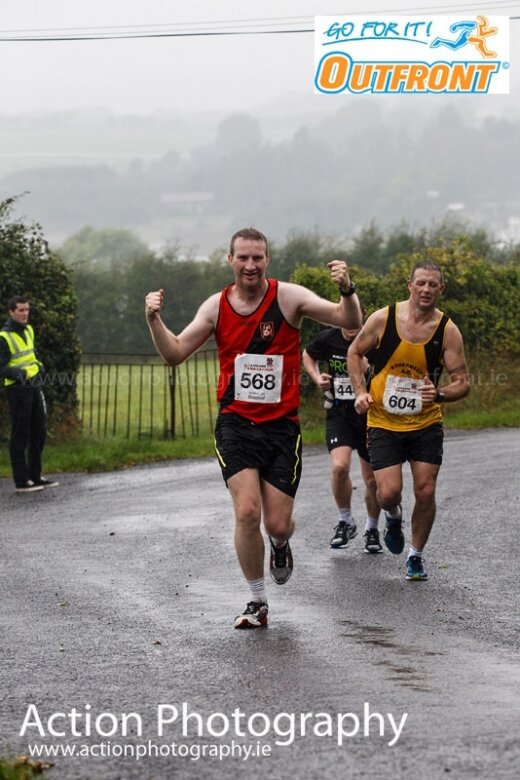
top-left (347, 311), bottom-right (384, 414)
top-left (437, 322), bottom-right (471, 401)
top-left (145, 290), bottom-right (219, 365)
top-left (279, 261), bottom-right (362, 329)
top-left (301, 349), bottom-right (332, 391)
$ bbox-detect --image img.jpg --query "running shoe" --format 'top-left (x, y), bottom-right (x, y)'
top-left (330, 521), bottom-right (357, 549)
top-left (15, 481), bottom-right (44, 494)
top-left (269, 538), bottom-right (293, 584)
top-left (383, 509), bottom-right (405, 554)
top-left (364, 528), bottom-right (383, 554)
top-left (405, 555), bottom-right (428, 581)
top-left (33, 477), bottom-right (60, 488)
top-left (234, 601), bottom-right (268, 629)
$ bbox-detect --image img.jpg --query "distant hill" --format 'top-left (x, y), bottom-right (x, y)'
top-left (1, 99), bottom-right (519, 251)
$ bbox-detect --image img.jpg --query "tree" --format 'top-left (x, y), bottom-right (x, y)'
top-left (269, 230), bottom-right (350, 281)
top-left (63, 227), bottom-right (160, 352)
top-left (213, 114), bottom-right (262, 158)
top-left (349, 221), bottom-right (385, 272)
top-left (59, 226), bottom-right (153, 270)
top-left (0, 197), bottom-right (80, 437)
top-left (72, 242), bottom-right (234, 354)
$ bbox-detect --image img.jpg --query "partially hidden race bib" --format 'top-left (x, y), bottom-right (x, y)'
top-left (383, 375), bottom-right (423, 416)
top-left (234, 353), bottom-right (283, 404)
top-left (333, 375), bottom-right (355, 401)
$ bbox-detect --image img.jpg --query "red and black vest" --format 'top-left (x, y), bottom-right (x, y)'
top-left (215, 279), bottom-right (300, 422)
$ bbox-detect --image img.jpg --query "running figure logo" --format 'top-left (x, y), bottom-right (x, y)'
top-left (431, 15), bottom-right (498, 58)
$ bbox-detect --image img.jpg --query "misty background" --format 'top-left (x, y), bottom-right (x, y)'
top-left (1, 1), bottom-right (519, 438)
top-left (1, 97), bottom-right (520, 255)
top-left (1, 1), bottom-right (520, 255)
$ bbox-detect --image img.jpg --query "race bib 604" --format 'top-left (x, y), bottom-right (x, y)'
top-left (383, 375), bottom-right (423, 415)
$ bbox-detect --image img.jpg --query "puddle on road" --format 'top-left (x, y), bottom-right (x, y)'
top-left (338, 619), bottom-right (444, 693)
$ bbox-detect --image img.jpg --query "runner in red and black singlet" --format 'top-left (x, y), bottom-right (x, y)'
top-left (216, 278), bottom-right (300, 423)
top-left (146, 227), bottom-right (362, 629)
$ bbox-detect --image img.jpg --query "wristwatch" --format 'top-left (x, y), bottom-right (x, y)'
top-left (435, 390), bottom-right (446, 403)
top-left (340, 282), bottom-right (356, 297)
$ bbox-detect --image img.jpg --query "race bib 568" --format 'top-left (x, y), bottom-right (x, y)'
top-left (234, 353), bottom-right (283, 404)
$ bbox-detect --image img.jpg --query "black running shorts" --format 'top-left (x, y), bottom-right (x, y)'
top-left (325, 404), bottom-right (370, 462)
top-left (214, 412), bottom-right (303, 498)
top-left (367, 423), bottom-right (444, 471)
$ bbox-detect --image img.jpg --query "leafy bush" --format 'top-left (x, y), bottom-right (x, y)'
top-left (0, 198), bottom-right (80, 438)
top-left (291, 242), bottom-right (520, 356)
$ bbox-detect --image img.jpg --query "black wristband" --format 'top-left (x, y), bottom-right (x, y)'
top-left (435, 390), bottom-right (446, 403)
top-left (340, 282), bottom-right (356, 297)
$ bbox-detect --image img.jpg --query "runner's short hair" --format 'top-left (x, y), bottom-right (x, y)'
top-left (229, 227), bottom-right (269, 256)
top-left (409, 261), bottom-right (444, 285)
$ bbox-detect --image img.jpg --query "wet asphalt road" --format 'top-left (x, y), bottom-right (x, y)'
top-left (0, 428), bottom-right (519, 780)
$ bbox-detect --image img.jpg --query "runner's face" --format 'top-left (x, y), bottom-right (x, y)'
top-left (408, 270), bottom-right (444, 309)
top-left (228, 238), bottom-right (269, 287)
top-left (10, 303), bottom-right (30, 324)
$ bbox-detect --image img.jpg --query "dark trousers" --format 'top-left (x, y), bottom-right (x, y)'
top-left (6, 385), bottom-right (47, 487)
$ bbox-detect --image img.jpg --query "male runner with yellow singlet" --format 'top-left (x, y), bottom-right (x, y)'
top-left (347, 261), bottom-right (470, 581)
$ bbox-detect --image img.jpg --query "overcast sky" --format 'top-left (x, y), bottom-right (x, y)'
top-left (0, 0), bottom-right (518, 115)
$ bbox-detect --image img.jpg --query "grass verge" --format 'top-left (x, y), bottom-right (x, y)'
top-left (0, 406), bottom-right (518, 479)
top-left (0, 434), bottom-right (218, 478)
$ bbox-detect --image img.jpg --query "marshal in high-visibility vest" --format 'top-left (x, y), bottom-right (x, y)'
top-left (0, 324), bottom-right (42, 385)
top-left (0, 296), bottom-right (59, 493)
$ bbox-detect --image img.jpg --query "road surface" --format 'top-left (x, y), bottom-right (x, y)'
top-left (1, 428), bottom-right (519, 779)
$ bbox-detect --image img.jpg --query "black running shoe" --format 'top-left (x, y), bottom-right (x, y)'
top-left (234, 601), bottom-right (268, 629)
top-left (15, 481), bottom-right (44, 494)
top-left (364, 528), bottom-right (383, 554)
top-left (33, 477), bottom-right (60, 488)
top-left (269, 538), bottom-right (293, 584)
top-left (383, 510), bottom-right (405, 554)
top-left (330, 521), bottom-right (357, 549)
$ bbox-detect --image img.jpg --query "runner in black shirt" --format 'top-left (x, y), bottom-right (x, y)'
top-left (303, 326), bottom-right (382, 553)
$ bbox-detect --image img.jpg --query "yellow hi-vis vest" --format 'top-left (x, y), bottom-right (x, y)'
top-left (0, 325), bottom-right (42, 385)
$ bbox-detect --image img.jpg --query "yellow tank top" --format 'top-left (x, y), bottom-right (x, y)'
top-left (367, 303), bottom-right (450, 432)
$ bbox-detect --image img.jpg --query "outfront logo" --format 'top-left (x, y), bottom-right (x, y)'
top-left (314, 15), bottom-right (509, 95)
